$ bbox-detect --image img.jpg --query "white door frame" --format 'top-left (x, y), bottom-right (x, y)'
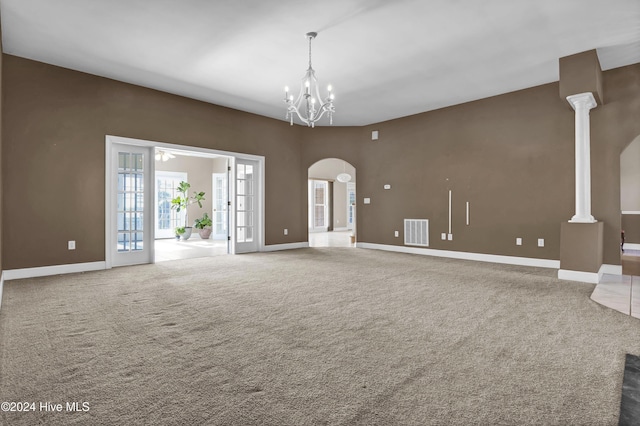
top-left (105, 135), bottom-right (265, 268)
top-left (107, 142), bottom-right (154, 267)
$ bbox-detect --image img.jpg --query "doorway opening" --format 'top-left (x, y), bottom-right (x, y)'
top-left (153, 149), bottom-right (231, 262)
top-left (105, 135), bottom-right (264, 268)
top-left (308, 158), bottom-right (356, 248)
top-left (620, 134), bottom-right (640, 275)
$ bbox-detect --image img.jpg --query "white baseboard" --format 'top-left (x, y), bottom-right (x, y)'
top-left (333, 227), bottom-right (349, 232)
top-left (356, 242), bottom-right (561, 269)
top-left (599, 264), bottom-right (622, 275)
top-left (623, 243), bottom-right (640, 251)
top-left (261, 242), bottom-right (309, 252)
top-left (3, 261), bottom-right (107, 281)
top-left (0, 272), bottom-right (4, 312)
top-left (558, 269), bottom-right (602, 284)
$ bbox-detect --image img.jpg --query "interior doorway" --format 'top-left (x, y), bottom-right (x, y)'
top-left (105, 135), bottom-right (265, 268)
top-left (620, 134), bottom-right (640, 275)
top-left (153, 150), bottom-right (230, 262)
top-left (308, 158), bottom-right (356, 248)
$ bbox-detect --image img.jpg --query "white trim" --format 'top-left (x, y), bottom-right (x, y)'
top-left (261, 242), bottom-right (309, 252)
top-left (333, 227), bottom-right (349, 232)
top-left (3, 262), bottom-right (107, 281)
top-left (356, 242), bottom-right (560, 269)
top-left (105, 140), bottom-right (112, 268)
top-left (558, 269), bottom-right (601, 284)
top-left (623, 243), bottom-right (640, 251)
top-left (0, 272), bottom-right (4, 312)
top-left (621, 211), bottom-right (640, 215)
top-left (599, 264), bottom-right (622, 275)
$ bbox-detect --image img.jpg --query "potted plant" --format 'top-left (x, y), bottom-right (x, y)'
top-left (194, 212), bottom-right (213, 239)
top-left (171, 181), bottom-right (205, 240)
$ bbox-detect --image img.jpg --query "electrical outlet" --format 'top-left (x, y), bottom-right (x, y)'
top-left (68, 240), bottom-right (76, 250)
top-left (441, 233), bottom-right (446, 240)
top-left (394, 230), bottom-right (399, 237)
top-left (364, 198), bottom-right (371, 204)
top-left (447, 234), bottom-right (453, 241)
top-left (284, 229), bottom-right (288, 236)
top-left (538, 238), bottom-right (544, 247)
top-left (516, 238), bottom-right (522, 246)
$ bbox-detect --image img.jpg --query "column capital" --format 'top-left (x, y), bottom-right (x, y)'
top-left (566, 92), bottom-right (597, 111)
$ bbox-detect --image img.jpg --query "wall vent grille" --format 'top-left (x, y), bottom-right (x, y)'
top-left (404, 219), bottom-right (429, 247)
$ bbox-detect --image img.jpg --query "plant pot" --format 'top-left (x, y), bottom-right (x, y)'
top-left (198, 228), bottom-right (212, 239)
top-left (180, 227), bottom-right (193, 240)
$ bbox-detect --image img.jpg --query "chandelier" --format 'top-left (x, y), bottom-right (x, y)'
top-left (283, 32), bottom-right (335, 127)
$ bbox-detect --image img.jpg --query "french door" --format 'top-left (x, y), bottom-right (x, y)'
top-left (155, 171), bottom-right (187, 239)
top-left (111, 143), bottom-right (152, 266)
top-left (347, 182), bottom-right (356, 231)
top-left (234, 159), bottom-right (259, 253)
top-left (212, 172), bottom-right (228, 240)
top-left (309, 180), bottom-right (328, 231)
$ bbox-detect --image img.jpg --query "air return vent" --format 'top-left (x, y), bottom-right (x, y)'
top-left (404, 219), bottom-right (429, 247)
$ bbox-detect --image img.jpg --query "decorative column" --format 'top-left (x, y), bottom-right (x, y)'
top-left (567, 92), bottom-right (597, 223)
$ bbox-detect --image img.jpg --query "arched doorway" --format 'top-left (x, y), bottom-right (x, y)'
top-left (308, 158), bottom-right (356, 247)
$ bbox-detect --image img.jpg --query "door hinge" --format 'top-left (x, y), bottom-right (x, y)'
top-left (228, 166), bottom-right (231, 171)
top-left (227, 201), bottom-right (231, 206)
top-left (227, 236), bottom-right (231, 241)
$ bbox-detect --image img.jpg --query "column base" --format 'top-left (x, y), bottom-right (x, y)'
top-left (559, 221), bottom-right (603, 283)
top-left (569, 215), bottom-right (596, 223)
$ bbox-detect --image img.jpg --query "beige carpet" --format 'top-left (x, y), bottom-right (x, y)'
top-left (1, 248), bottom-right (638, 425)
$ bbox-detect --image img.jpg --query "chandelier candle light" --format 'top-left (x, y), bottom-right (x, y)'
top-left (284, 32), bottom-right (335, 127)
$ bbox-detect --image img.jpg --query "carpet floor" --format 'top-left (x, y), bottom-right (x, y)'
top-left (1, 248), bottom-right (639, 425)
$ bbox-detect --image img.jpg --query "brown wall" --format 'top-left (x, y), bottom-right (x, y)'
top-left (621, 135), bottom-right (640, 211)
top-left (303, 65), bottom-right (640, 264)
top-left (622, 214), bottom-right (640, 244)
top-left (0, 22), bottom-right (3, 275)
top-left (304, 85), bottom-right (574, 260)
top-left (2, 55), bottom-right (305, 269)
top-left (2, 53), bottom-right (639, 271)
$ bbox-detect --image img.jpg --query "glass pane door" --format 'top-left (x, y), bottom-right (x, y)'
top-left (213, 172), bottom-right (228, 240)
top-left (112, 144), bottom-right (152, 267)
top-left (234, 159), bottom-right (259, 253)
top-left (155, 171), bottom-right (187, 239)
top-left (309, 180), bottom-right (328, 231)
top-left (347, 182), bottom-right (356, 230)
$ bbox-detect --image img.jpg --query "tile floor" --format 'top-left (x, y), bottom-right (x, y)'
top-left (309, 230), bottom-right (356, 248)
top-left (155, 237), bottom-right (227, 262)
top-left (591, 249), bottom-right (640, 319)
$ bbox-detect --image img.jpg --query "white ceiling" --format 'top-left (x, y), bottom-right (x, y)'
top-left (1, 0), bottom-right (639, 126)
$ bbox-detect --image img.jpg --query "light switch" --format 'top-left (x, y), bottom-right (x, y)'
top-left (364, 198), bottom-right (371, 204)
top-left (372, 130), bottom-right (379, 140)
top-left (383, 184), bottom-right (391, 190)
